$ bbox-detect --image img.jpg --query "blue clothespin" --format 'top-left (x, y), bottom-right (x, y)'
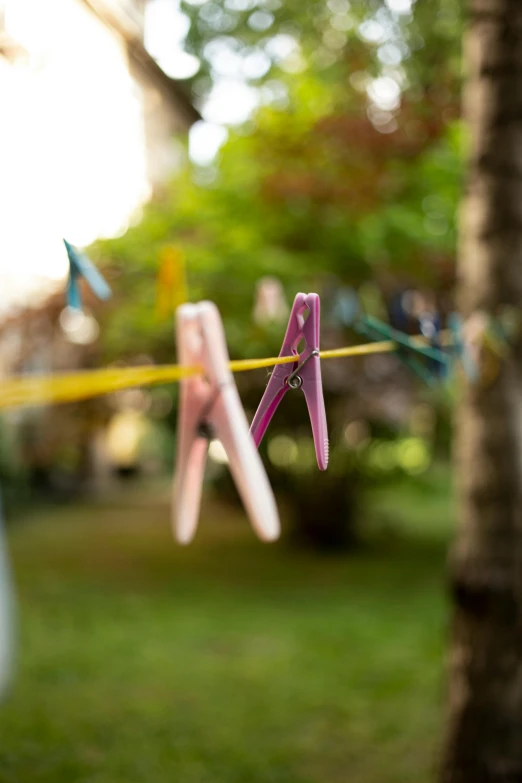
top-left (418, 310), bottom-right (448, 380)
top-left (389, 292), bottom-right (450, 384)
top-left (447, 313), bottom-right (479, 382)
top-left (330, 286), bottom-right (361, 328)
top-left (64, 239), bottom-right (111, 311)
top-left (360, 314), bottom-right (447, 386)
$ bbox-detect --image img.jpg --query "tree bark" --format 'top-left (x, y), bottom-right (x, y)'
top-left (441, 1), bottom-right (522, 781)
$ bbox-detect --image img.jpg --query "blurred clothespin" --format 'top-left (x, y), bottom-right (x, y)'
top-left (448, 313), bottom-right (479, 382)
top-left (416, 301), bottom-right (447, 380)
top-left (451, 308), bottom-right (520, 386)
top-left (253, 276), bottom-right (289, 326)
top-left (420, 312), bottom-right (444, 364)
top-left (358, 315), bottom-right (446, 386)
top-left (387, 290), bottom-right (449, 384)
top-left (172, 301), bottom-right (280, 545)
top-left (483, 309), bottom-right (517, 361)
top-left (337, 287), bottom-right (448, 386)
top-left (156, 246), bottom-right (187, 320)
top-left (329, 285), bottom-right (360, 329)
top-left (64, 239), bottom-right (111, 311)
top-left (250, 292), bottom-right (329, 470)
top-left (497, 305), bottom-right (522, 346)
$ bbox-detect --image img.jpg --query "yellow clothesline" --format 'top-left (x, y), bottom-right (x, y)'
top-left (0, 340), bottom-right (399, 411)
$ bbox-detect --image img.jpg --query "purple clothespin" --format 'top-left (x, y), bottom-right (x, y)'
top-left (250, 292), bottom-right (329, 471)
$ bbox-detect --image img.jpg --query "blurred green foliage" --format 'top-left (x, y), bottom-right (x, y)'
top-left (92, 114), bottom-right (463, 361)
top-left (181, 0), bottom-right (462, 113)
top-left (91, 0), bottom-right (463, 364)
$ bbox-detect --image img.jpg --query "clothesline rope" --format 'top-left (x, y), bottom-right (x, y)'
top-left (0, 336), bottom-right (440, 411)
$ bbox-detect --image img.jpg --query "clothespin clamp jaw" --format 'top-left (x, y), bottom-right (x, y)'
top-left (250, 292), bottom-right (329, 471)
top-left (63, 239), bottom-right (112, 312)
top-left (286, 349), bottom-right (320, 389)
top-left (173, 301), bottom-right (280, 545)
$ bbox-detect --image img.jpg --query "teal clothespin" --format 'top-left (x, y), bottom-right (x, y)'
top-left (419, 311), bottom-right (449, 380)
top-left (364, 315), bottom-right (447, 365)
top-left (64, 239), bottom-right (111, 311)
top-left (356, 315), bottom-right (445, 386)
top-left (331, 286), bottom-right (448, 385)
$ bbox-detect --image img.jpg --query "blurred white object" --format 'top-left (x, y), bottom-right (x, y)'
top-left (59, 307), bottom-right (100, 345)
top-left (106, 410), bottom-right (148, 468)
top-left (253, 277), bottom-right (289, 325)
top-left (0, 489), bottom-right (14, 699)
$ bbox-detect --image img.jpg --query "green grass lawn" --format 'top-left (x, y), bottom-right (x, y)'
top-left (0, 470), bottom-right (454, 783)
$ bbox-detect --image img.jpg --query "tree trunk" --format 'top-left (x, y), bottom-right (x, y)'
top-left (441, 1), bottom-right (522, 781)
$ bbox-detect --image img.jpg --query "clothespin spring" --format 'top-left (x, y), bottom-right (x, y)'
top-left (286, 350), bottom-right (319, 389)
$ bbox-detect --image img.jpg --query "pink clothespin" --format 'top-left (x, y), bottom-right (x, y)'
top-left (250, 292), bottom-right (329, 471)
top-left (172, 301), bottom-right (280, 544)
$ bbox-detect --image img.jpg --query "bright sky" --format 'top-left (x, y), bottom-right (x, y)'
top-left (0, 0), bottom-right (151, 313)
